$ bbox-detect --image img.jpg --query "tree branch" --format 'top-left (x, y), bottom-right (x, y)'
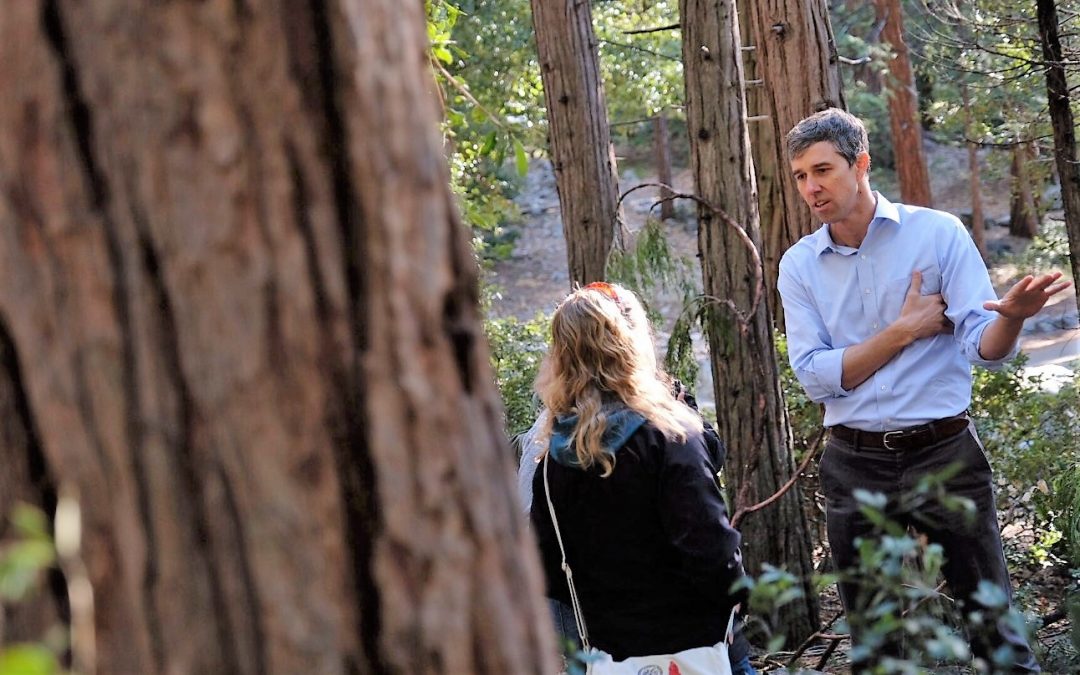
top-left (622, 22), bottom-right (680, 35)
top-left (732, 427), bottom-right (826, 527)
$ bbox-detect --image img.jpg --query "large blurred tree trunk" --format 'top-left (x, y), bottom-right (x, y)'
top-left (876, 0), bottom-right (933, 206)
top-left (0, 1), bottom-right (557, 673)
top-left (530, 0), bottom-right (621, 285)
top-left (743, 0), bottom-right (846, 328)
top-left (1038, 0), bottom-right (1080, 315)
top-left (680, 0), bottom-right (818, 644)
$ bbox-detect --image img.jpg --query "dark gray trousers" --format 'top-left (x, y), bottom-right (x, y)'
top-left (819, 422), bottom-right (1039, 672)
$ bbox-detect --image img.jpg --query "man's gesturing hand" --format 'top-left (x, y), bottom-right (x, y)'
top-left (896, 270), bottom-right (953, 340)
top-left (984, 271), bottom-right (1073, 320)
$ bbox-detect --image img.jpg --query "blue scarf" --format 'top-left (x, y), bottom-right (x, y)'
top-left (548, 403), bottom-right (647, 468)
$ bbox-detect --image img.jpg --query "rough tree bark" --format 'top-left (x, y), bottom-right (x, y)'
top-left (1038, 0), bottom-right (1080, 315)
top-left (530, 0), bottom-right (621, 285)
top-left (876, 0), bottom-right (933, 206)
top-left (743, 0), bottom-right (846, 328)
top-left (654, 114), bottom-right (676, 221)
top-left (680, 0), bottom-right (818, 643)
top-left (962, 84), bottom-right (987, 260)
top-left (0, 1), bottom-right (557, 673)
top-left (1010, 141), bottom-right (1040, 239)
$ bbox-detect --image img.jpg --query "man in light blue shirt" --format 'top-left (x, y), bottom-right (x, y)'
top-left (778, 108), bottom-right (1070, 672)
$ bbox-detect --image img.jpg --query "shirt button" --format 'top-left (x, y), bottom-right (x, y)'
top-left (864, 288), bottom-right (871, 294)
top-left (873, 322), bottom-right (880, 329)
top-left (880, 385), bottom-right (887, 391)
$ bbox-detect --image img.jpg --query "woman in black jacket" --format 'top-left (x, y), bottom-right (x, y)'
top-left (530, 282), bottom-right (754, 674)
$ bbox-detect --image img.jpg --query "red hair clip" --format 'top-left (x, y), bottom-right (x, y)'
top-left (582, 281), bottom-right (620, 303)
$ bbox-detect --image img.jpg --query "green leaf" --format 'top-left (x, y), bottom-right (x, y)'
top-left (513, 138), bottom-right (529, 177)
top-left (433, 46), bottom-right (454, 64)
top-left (971, 580), bottom-right (1009, 609)
top-left (0, 645), bottom-right (58, 675)
top-left (10, 504), bottom-right (49, 540)
top-left (0, 539), bottom-right (55, 600)
top-left (479, 130), bottom-right (498, 156)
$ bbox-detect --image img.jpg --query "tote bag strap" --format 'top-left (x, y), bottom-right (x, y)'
top-left (542, 453), bottom-right (592, 650)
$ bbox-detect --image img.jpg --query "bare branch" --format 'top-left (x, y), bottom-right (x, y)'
top-left (622, 22), bottom-right (680, 35)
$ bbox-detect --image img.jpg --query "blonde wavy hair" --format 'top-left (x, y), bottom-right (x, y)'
top-left (535, 283), bottom-right (704, 475)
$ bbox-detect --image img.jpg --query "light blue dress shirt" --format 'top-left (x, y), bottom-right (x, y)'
top-left (777, 192), bottom-right (1014, 431)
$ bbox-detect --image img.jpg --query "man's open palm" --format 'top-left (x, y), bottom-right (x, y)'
top-left (983, 271), bottom-right (1073, 319)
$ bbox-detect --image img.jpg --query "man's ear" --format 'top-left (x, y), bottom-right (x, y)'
top-left (855, 151), bottom-right (871, 178)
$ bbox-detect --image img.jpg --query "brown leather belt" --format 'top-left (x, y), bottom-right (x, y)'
top-left (829, 414), bottom-right (970, 450)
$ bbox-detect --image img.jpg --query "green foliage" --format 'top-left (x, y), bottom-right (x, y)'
top-left (0, 646), bottom-right (58, 675)
top-left (0, 504), bottom-right (55, 602)
top-left (969, 357), bottom-right (1080, 566)
top-left (774, 332), bottom-right (823, 460)
top-left (1010, 217), bottom-right (1075, 273)
top-left (591, 2), bottom-right (683, 125)
top-left (1055, 465), bottom-right (1080, 567)
top-left (745, 479), bottom-right (1037, 673)
top-left (606, 217), bottom-right (701, 389)
top-left (732, 564), bottom-right (807, 654)
top-left (427, 0), bottom-right (533, 260)
top-left (0, 504), bottom-right (61, 675)
top-left (485, 312), bottom-right (549, 437)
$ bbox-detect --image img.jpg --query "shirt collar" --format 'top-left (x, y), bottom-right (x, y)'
top-left (810, 191), bottom-right (900, 255)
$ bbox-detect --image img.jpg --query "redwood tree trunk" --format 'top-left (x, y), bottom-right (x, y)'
top-left (680, 0), bottom-right (818, 643)
top-left (962, 84), bottom-right (988, 260)
top-left (530, 0), bottom-right (621, 285)
top-left (876, 0), bottom-right (933, 206)
top-left (1038, 0), bottom-right (1080, 315)
top-left (654, 114), bottom-right (676, 221)
top-left (1010, 141), bottom-right (1041, 239)
top-left (744, 0), bottom-right (846, 328)
top-left (0, 1), bottom-right (557, 673)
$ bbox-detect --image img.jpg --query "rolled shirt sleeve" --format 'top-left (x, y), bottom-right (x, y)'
top-left (778, 259), bottom-right (852, 402)
top-left (937, 216), bottom-right (1018, 369)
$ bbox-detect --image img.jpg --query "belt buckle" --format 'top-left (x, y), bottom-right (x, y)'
top-left (882, 430), bottom-right (904, 450)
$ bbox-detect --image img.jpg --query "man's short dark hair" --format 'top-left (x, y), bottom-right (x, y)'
top-left (786, 108), bottom-right (869, 166)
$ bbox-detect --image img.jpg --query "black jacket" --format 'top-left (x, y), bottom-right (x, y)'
top-left (531, 420), bottom-right (747, 661)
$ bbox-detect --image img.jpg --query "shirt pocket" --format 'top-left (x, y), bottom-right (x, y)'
top-left (883, 268), bottom-right (942, 319)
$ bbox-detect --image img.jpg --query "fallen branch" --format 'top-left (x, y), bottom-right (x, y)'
top-left (786, 610), bottom-right (844, 668)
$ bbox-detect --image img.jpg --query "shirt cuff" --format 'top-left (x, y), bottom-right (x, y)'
top-left (966, 320), bottom-right (1019, 369)
top-left (806, 347), bottom-right (852, 399)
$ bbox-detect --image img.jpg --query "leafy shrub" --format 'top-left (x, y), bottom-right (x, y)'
top-left (485, 313), bottom-right (549, 437)
top-left (743, 479), bottom-right (1039, 674)
top-left (969, 357), bottom-right (1080, 566)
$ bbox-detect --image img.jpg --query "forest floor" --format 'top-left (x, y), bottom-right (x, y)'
top-left (486, 138), bottom-right (1079, 673)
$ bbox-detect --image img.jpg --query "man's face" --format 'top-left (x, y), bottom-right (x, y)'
top-left (790, 141), bottom-right (867, 224)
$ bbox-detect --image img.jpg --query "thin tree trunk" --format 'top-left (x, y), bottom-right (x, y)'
top-left (654, 114), bottom-right (676, 221)
top-left (1010, 141), bottom-right (1041, 238)
top-left (744, 0), bottom-right (846, 328)
top-left (530, 0), bottom-right (622, 284)
top-left (962, 84), bottom-right (988, 260)
top-left (876, 0), bottom-right (933, 206)
top-left (680, 0), bottom-right (818, 643)
top-left (1038, 0), bottom-right (1080, 315)
top-left (0, 1), bottom-right (557, 672)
